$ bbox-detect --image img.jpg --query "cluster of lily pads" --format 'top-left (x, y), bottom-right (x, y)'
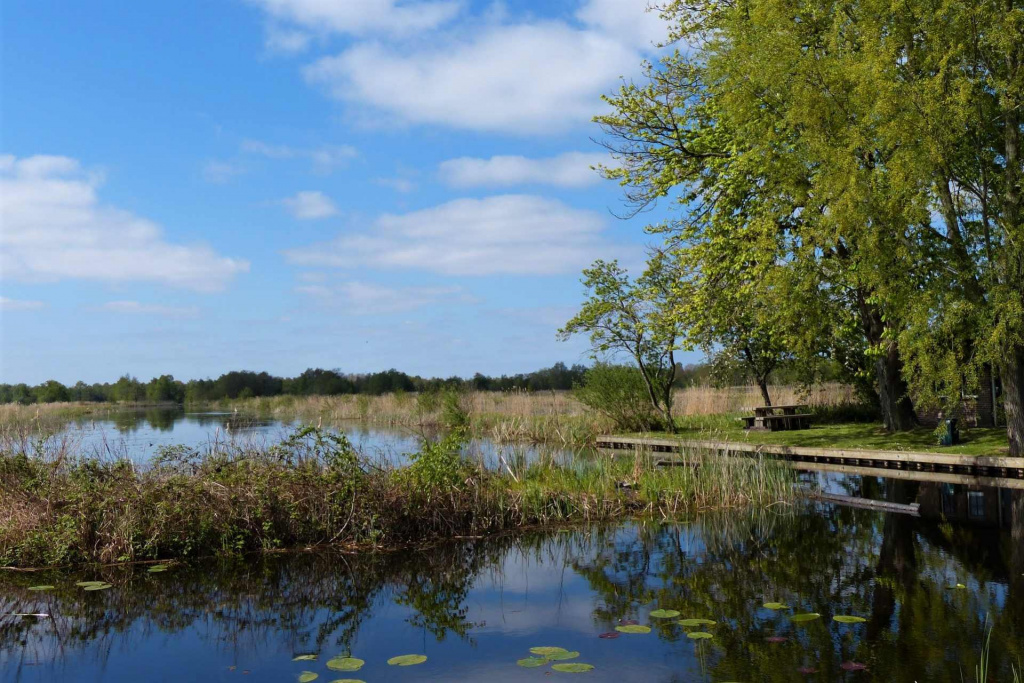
top-left (291, 652), bottom-right (427, 682)
top-left (25, 564), bottom-right (173, 595)
top-left (517, 646), bottom-right (594, 673)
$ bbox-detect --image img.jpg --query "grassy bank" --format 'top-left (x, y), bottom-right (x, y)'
top-left (0, 426), bottom-right (793, 568)
top-left (637, 414), bottom-right (1011, 457)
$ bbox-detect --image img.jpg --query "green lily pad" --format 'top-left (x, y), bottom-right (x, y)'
top-left (547, 651), bottom-right (580, 661)
top-left (687, 631), bottom-right (714, 640)
top-left (517, 657), bottom-right (550, 668)
top-left (148, 565), bottom-right (169, 573)
top-left (327, 680), bottom-right (366, 683)
top-left (530, 647), bottom-right (569, 656)
top-left (947, 583), bottom-right (967, 590)
top-left (615, 625), bottom-right (651, 634)
top-left (551, 663), bottom-right (594, 673)
top-left (650, 609), bottom-right (680, 619)
top-left (298, 673), bottom-right (318, 683)
top-left (83, 583), bottom-right (112, 591)
top-left (833, 615), bottom-right (867, 624)
top-left (387, 654), bottom-right (426, 666)
top-left (677, 618), bottom-right (716, 627)
top-left (763, 602), bottom-right (790, 610)
top-left (292, 654), bottom-right (317, 661)
top-left (27, 585), bottom-right (55, 591)
top-left (791, 613), bottom-right (821, 623)
top-left (326, 657), bottom-right (364, 671)
top-left (75, 581), bottom-right (106, 587)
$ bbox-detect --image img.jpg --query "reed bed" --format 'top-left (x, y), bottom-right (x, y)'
top-left (0, 427), bottom-right (794, 568)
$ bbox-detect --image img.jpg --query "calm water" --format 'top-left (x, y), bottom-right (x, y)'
top-left (36, 407), bottom-right (568, 466)
top-left (2, 486), bottom-right (1022, 682)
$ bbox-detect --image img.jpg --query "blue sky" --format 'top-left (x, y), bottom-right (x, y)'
top-left (1, 0), bottom-right (696, 385)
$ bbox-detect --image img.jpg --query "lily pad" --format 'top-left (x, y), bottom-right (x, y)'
top-left (840, 661), bottom-right (869, 671)
top-left (547, 651), bottom-right (580, 661)
top-left (833, 615), bottom-right (867, 624)
top-left (766, 636), bottom-right (787, 643)
top-left (650, 609), bottom-right (680, 619)
top-left (763, 602), bottom-right (790, 610)
top-left (797, 666), bottom-right (819, 674)
top-left (615, 625), bottom-right (651, 634)
top-left (298, 673), bottom-right (318, 683)
top-left (530, 647), bottom-right (569, 656)
top-left (148, 565), bottom-right (169, 573)
top-left (551, 663), bottom-right (594, 673)
top-left (292, 654), bottom-right (317, 661)
top-left (387, 654), bottom-right (427, 666)
top-left (947, 583), bottom-right (967, 590)
top-left (517, 657), bottom-right (550, 668)
top-left (677, 618), bottom-right (716, 627)
top-left (687, 631), bottom-right (713, 640)
top-left (598, 632), bottom-right (619, 639)
top-left (326, 657), bottom-right (364, 671)
top-left (327, 680), bottom-right (366, 683)
top-left (83, 583), bottom-right (113, 591)
top-left (75, 581), bottom-right (106, 587)
top-left (790, 612), bottom-right (821, 623)
top-left (27, 585), bottom-right (55, 591)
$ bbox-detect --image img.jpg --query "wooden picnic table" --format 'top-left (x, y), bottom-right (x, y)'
top-left (742, 404), bottom-right (813, 431)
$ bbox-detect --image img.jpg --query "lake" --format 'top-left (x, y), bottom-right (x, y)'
top-left (2, 482), bottom-right (1021, 682)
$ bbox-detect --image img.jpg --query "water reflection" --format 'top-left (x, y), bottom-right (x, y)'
top-left (2, 501), bottom-right (1021, 682)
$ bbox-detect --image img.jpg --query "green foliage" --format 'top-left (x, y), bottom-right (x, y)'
top-left (405, 428), bottom-right (471, 493)
top-left (573, 364), bottom-right (662, 432)
top-left (439, 389), bottom-right (469, 430)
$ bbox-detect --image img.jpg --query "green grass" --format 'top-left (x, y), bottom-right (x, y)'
top-left (636, 414), bottom-right (1010, 457)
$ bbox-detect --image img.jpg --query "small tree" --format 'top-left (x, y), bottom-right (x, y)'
top-left (559, 255), bottom-right (687, 432)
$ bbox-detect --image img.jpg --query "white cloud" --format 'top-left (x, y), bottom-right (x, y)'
top-left (202, 160), bottom-right (246, 184)
top-left (265, 25), bottom-right (313, 53)
top-left (97, 301), bottom-right (199, 317)
top-left (285, 194), bottom-right (623, 276)
top-left (576, 0), bottom-right (667, 48)
top-left (247, 0), bottom-right (462, 38)
top-left (303, 21), bottom-right (641, 134)
top-left (297, 281), bottom-right (475, 314)
top-left (0, 155), bottom-right (249, 292)
top-left (439, 152), bottom-right (606, 188)
top-left (281, 190), bottom-right (339, 219)
top-left (0, 297), bottom-right (45, 311)
top-left (241, 139), bottom-right (357, 172)
top-left (375, 176), bottom-right (417, 193)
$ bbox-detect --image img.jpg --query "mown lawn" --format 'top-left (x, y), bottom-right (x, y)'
top-left (635, 414), bottom-right (1011, 457)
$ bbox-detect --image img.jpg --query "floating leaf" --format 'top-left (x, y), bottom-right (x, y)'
top-left (790, 613), bottom-right (821, 623)
top-left (840, 662), bottom-right (868, 672)
top-left (650, 609), bottom-right (680, 619)
top-left (387, 654), bottom-right (426, 666)
top-left (677, 618), bottom-right (716, 627)
top-left (618, 619), bottom-right (639, 626)
top-left (947, 583), bottom-right (967, 590)
top-left (148, 565), bottom-right (169, 574)
top-left (763, 602), bottom-right (790, 610)
top-left (298, 673), bottom-right (319, 683)
top-left (766, 636), bottom-right (787, 643)
top-left (547, 651), bottom-right (580, 661)
top-left (75, 581), bottom-right (106, 587)
top-left (530, 647), bottom-right (569, 656)
top-left (292, 654), bottom-right (317, 661)
top-left (27, 585), bottom-right (55, 591)
top-left (83, 584), bottom-right (112, 591)
top-left (615, 625), bottom-right (651, 634)
top-left (327, 680), bottom-right (366, 683)
top-left (326, 657), bottom-right (364, 671)
top-left (687, 631), bottom-right (713, 640)
top-left (597, 632), bottom-right (619, 639)
top-left (797, 666), bottom-right (819, 674)
top-left (551, 663), bottom-right (594, 673)
top-left (517, 657), bottom-right (550, 668)
top-left (833, 615), bottom-right (867, 624)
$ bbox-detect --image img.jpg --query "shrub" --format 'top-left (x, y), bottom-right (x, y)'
top-left (573, 364), bottom-right (662, 432)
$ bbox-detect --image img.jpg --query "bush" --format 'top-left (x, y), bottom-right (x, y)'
top-left (440, 389), bottom-right (470, 430)
top-left (573, 364), bottom-right (662, 432)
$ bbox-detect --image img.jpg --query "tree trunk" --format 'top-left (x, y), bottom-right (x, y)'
top-left (1001, 345), bottom-right (1024, 458)
top-left (757, 379), bottom-right (772, 407)
top-left (856, 292), bottom-right (917, 432)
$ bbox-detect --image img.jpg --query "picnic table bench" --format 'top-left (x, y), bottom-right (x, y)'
top-left (741, 404), bottom-right (813, 431)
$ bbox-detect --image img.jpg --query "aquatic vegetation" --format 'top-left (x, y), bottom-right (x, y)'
top-left (677, 618), bottom-right (716, 627)
top-left (687, 631), bottom-right (714, 640)
top-left (833, 615), bottom-right (867, 624)
top-left (325, 657), bottom-right (363, 671)
top-left (841, 661), bottom-right (868, 671)
top-left (790, 613), bottom-right (822, 623)
top-left (763, 602), bottom-right (789, 610)
top-left (387, 654), bottom-right (427, 666)
top-left (547, 651), bottom-right (580, 661)
top-left (292, 654), bottom-right (317, 662)
top-left (551, 663), bottom-right (595, 673)
top-left (530, 647), bottom-right (570, 656)
top-left (650, 608), bottom-right (680, 618)
top-left (517, 657), bottom-right (550, 667)
top-left (298, 672), bottom-right (318, 682)
top-left (615, 625), bottom-right (651, 634)
top-left (26, 585), bottom-right (54, 591)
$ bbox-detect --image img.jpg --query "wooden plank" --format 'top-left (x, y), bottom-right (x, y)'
top-left (785, 461), bottom-right (1024, 490)
top-left (594, 435), bottom-right (1023, 470)
top-left (802, 491), bottom-right (921, 515)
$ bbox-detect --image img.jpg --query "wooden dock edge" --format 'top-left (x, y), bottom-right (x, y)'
top-left (595, 435), bottom-right (1024, 483)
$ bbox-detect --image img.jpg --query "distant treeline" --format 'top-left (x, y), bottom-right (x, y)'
top-left (0, 360), bottom-right (842, 406)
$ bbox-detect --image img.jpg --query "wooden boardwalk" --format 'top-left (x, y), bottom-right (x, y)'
top-left (595, 435), bottom-right (1024, 489)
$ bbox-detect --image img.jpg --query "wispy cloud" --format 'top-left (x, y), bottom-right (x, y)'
top-left (247, 0), bottom-right (461, 40)
top-left (202, 160), bottom-right (246, 184)
top-left (0, 296), bottom-right (46, 311)
top-left (439, 152), bottom-right (607, 188)
top-left (96, 301), bottom-right (200, 317)
top-left (285, 194), bottom-right (629, 276)
top-left (1, 154), bottom-right (249, 292)
top-left (281, 190), bottom-right (339, 219)
top-left (241, 139), bottom-right (357, 173)
top-left (296, 281), bottom-right (477, 314)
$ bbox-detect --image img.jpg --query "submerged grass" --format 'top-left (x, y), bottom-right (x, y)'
top-left (0, 426), bottom-right (793, 568)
